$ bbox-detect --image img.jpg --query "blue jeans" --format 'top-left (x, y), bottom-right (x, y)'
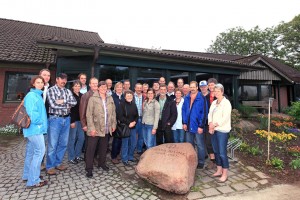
top-left (142, 124), bottom-right (156, 149)
top-left (172, 129), bottom-right (185, 143)
top-left (186, 132), bottom-right (206, 166)
top-left (211, 131), bottom-right (229, 168)
top-left (22, 134), bottom-right (45, 186)
top-left (136, 118), bottom-right (144, 153)
top-left (68, 121), bottom-right (85, 161)
top-left (121, 127), bottom-right (137, 162)
top-left (46, 116), bottom-right (70, 170)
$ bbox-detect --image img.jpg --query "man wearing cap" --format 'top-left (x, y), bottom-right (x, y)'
top-left (199, 80), bottom-right (216, 169)
top-left (46, 73), bottom-right (77, 175)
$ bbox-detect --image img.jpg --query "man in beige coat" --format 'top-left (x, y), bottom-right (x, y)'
top-left (85, 81), bottom-right (116, 178)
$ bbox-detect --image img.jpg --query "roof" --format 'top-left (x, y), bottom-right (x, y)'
top-left (164, 50), bottom-right (300, 83)
top-left (0, 18), bottom-right (103, 64)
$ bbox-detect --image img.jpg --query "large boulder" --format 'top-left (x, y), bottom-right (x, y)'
top-left (135, 143), bottom-right (198, 194)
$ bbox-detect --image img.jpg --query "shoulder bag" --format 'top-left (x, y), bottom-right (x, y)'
top-left (115, 104), bottom-right (131, 138)
top-left (11, 100), bottom-right (31, 128)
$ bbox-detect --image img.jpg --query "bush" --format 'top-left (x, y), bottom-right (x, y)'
top-left (239, 142), bottom-right (250, 152)
top-left (237, 104), bottom-right (257, 118)
top-left (271, 157), bottom-right (284, 170)
top-left (0, 124), bottom-right (19, 135)
top-left (286, 101), bottom-right (300, 120)
top-left (248, 146), bottom-right (263, 156)
top-left (290, 158), bottom-right (300, 170)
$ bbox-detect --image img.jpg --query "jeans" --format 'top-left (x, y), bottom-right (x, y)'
top-left (211, 131), bottom-right (229, 168)
top-left (136, 118), bottom-right (144, 153)
top-left (111, 135), bottom-right (122, 159)
top-left (142, 124), bottom-right (156, 149)
top-left (46, 116), bottom-right (70, 170)
top-left (121, 127), bottom-right (137, 162)
top-left (172, 129), bottom-right (185, 143)
top-left (22, 134), bottom-right (45, 186)
top-left (186, 131), bottom-right (206, 166)
top-left (68, 121), bottom-right (85, 161)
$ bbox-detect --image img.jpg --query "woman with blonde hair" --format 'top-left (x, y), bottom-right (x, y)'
top-left (208, 83), bottom-right (232, 183)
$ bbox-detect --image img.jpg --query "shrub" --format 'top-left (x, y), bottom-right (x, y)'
top-left (286, 146), bottom-right (300, 157)
top-left (0, 124), bottom-right (19, 135)
top-left (239, 142), bottom-right (250, 152)
top-left (237, 104), bottom-right (257, 118)
top-left (248, 146), bottom-right (263, 156)
top-left (287, 101), bottom-right (300, 120)
top-left (254, 130), bottom-right (297, 142)
top-left (271, 157), bottom-right (284, 170)
top-left (290, 158), bottom-right (300, 170)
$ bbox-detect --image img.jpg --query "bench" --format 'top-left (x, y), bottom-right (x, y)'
top-left (242, 101), bottom-right (271, 113)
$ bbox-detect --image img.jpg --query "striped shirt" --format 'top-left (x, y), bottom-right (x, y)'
top-left (47, 85), bottom-right (77, 116)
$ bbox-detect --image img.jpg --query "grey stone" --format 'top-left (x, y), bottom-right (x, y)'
top-left (255, 172), bottom-right (270, 179)
top-left (244, 181), bottom-right (259, 188)
top-left (187, 192), bottom-right (204, 199)
top-left (231, 183), bottom-right (249, 191)
top-left (216, 186), bottom-right (235, 194)
top-left (202, 188), bottom-right (221, 197)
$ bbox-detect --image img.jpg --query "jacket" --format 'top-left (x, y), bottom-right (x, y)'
top-left (70, 92), bottom-right (82, 123)
top-left (118, 101), bottom-right (138, 128)
top-left (23, 89), bottom-right (47, 137)
top-left (111, 92), bottom-right (125, 120)
top-left (156, 95), bottom-right (177, 130)
top-left (142, 99), bottom-right (160, 129)
top-left (79, 90), bottom-right (94, 128)
top-left (86, 92), bottom-right (116, 137)
top-left (182, 92), bottom-right (207, 134)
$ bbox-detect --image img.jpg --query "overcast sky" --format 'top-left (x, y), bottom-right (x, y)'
top-left (1, 0), bottom-right (299, 52)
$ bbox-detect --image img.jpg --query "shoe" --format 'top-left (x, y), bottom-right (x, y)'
top-left (217, 177), bottom-right (228, 183)
top-left (197, 164), bottom-right (204, 169)
top-left (55, 164), bottom-right (67, 171)
top-left (99, 165), bottom-right (109, 171)
top-left (86, 171), bottom-right (93, 178)
top-left (47, 168), bottom-right (56, 175)
top-left (76, 157), bottom-right (84, 162)
top-left (27, 180), bottom-right (48, 188)
top-left (23, 176), bottom-right (43, 182)
top-left (137, 151), bottom-right (143, 155)
top-left (69, 159), bottom-right (78, 164)
top-left (122, 161), bottom-right (129, 166)
top-left (129, 159), bottom-right (138, 163)
top-left (111, 158), bottom-right (120, 164)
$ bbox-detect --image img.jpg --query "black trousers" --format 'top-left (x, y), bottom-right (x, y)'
top-left (204, 125), bottom-right (214, 154)
top-left (156, 120), bottom-right (173, 145)
top-left (85, 134), bottom-right (109, 172)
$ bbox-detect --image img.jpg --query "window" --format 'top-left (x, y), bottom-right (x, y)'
top-left (98, 65), bottom-right (129, 84)
top-left (238, 85), bottom-right (258, 101)
top-left (4, 72), bottom-right (36, 102)
top-left (136, 68), bottom-right (164, 86)
top-left (261, 85), bottom-right (271, 100)
top-left (170, 70), bottom-right (188, 86)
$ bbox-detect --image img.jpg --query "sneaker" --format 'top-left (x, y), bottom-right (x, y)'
top-left (111, 158), bottom-right (120, 164)
top-left (137, 151), bottom-right (143, 155)
top-left (69, 159), bottom-right (78, 164)
top-left (129, 159), bottom-right (138, 163)
top-left (47, 168), bottom-right (57, 175)
top-left (197, 164), bottom-right (204, 169)
top-left (55, 164), bottom-right (68, 171)
top-left (76, 157), bottom-right (84, 162)
top-left (122, 161), bottom-right (129, 166)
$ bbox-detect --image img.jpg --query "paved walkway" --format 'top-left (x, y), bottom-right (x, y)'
top-left (0, 136), bottom-right (278, 200)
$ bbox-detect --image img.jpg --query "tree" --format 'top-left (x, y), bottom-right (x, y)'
top-left (206, 14), bottom-right (300, 70)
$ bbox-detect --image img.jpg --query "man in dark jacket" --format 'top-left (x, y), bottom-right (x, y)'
top-left (156, 84), bottom-right (177, 145)
top-left (182, 81), bottom-right (208, 169)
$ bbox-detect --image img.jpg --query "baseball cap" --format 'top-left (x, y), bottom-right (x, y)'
top-left (199, 80), bottom-right (207, 87)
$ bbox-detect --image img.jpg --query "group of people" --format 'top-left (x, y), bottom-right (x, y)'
top-left (22, 70), bottom-right (232, 188)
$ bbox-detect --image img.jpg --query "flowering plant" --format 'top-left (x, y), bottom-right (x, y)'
top-left (286, 146), bottom-right (300, 157)
top-left (254, 130), bottom-right (297, 142)
top-left (271, 120), bottom-right (294, 128)
top-left (0, 124), bottom-right (19, 135)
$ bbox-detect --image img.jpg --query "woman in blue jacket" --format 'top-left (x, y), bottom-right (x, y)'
top-left (22, 76), bottom-right (48, 188)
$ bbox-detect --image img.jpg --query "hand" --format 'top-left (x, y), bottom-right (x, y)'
top-left (70, 123), bottom-right (76, 128)
top-left (55, 99), bottom-right (64, 104)
top-left (112, 127), bottom-right (116, 132)
top-left (183, 124), bottom-right (187, 131)
top-left (90, 130), bottom-right (96, 137)
top-left (209, 127), bottom-right (215, 135)
top-left (209, 122), bottom-right (214, 130)
top-left (152, 129), bottom-right (156, 135)
top-left (82, 126), bottom-right (88, 132)
top-left (167, 122), bottom-right (170, 126)
top-left (197, 127), bottom-right (203, 134)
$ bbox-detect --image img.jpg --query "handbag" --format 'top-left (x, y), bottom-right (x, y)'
top-left (11, 100), bottom-right (31, 128)
top-left (114, 104), bottom-right (131, 138)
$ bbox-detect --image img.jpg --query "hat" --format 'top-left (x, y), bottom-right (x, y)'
top-left (199, 80), bottom-right (207, 87)
top-left (57, 73), bottom-right (68, 79)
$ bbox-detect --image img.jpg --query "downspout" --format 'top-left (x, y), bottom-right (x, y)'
top-left (91, 46), bottom-right (100, 77)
